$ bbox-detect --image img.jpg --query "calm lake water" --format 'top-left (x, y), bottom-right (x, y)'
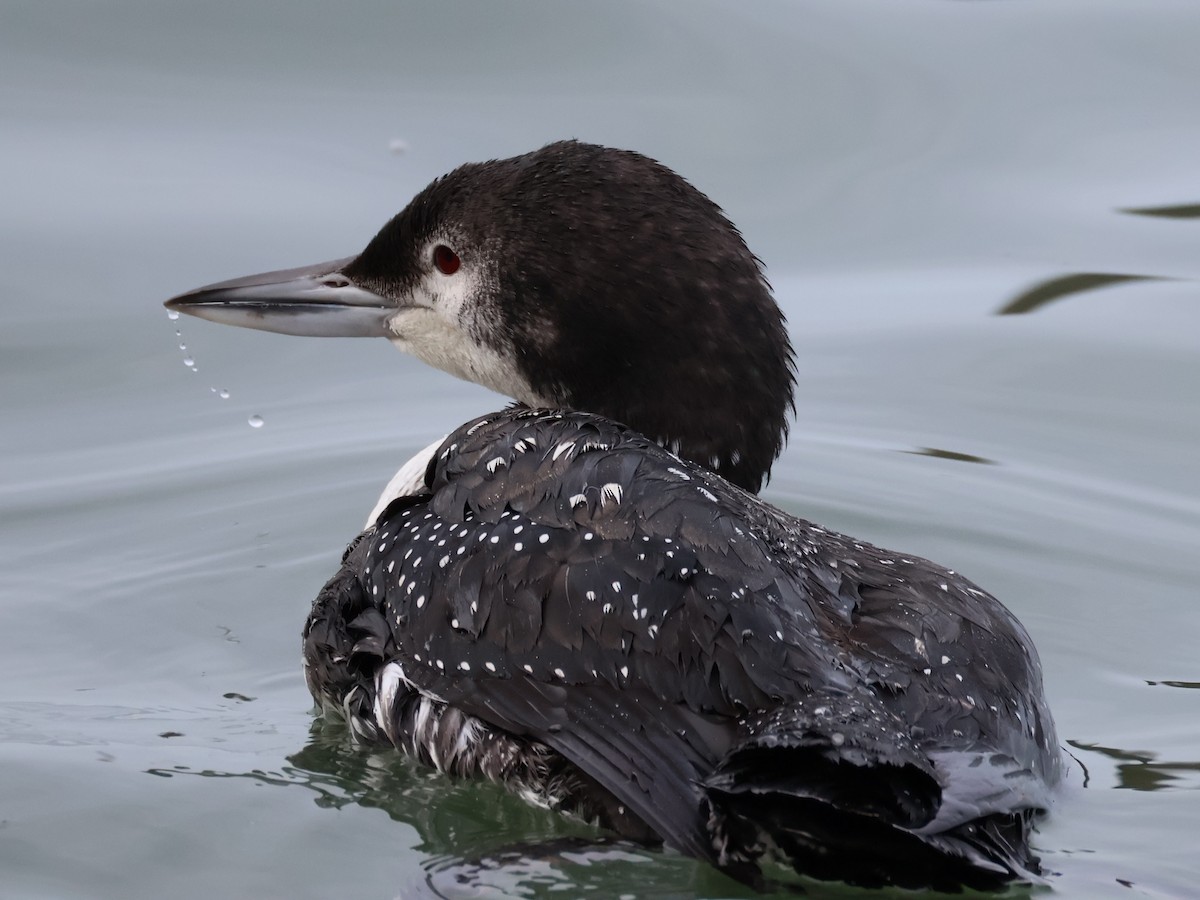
top-left (3, 1), bottom-right (1198, 897)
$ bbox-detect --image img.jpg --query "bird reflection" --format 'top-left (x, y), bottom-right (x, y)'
top-left (145, 722), bottom-right (756, 898)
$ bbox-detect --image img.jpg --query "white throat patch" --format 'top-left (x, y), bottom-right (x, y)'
top-left (385, 246), bottom-right (548, 405)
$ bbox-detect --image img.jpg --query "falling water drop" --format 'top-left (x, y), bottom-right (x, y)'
top-left (169, 317), bottom-right (251, 420)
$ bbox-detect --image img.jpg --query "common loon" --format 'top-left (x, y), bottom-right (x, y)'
top-left (166, 140), bottom-right (1061, 891)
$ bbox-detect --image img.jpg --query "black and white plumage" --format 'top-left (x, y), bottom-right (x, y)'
top-left (166, 140), bottom-right (1061, 891)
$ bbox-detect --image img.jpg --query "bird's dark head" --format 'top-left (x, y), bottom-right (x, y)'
top-left (166, 141), bottom-right (795, 492)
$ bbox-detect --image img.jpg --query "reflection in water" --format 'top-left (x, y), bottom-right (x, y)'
top-left (902, 447), bottom-right (996, 465)
top-left (1120, 203), bottom-right (1200, 219)
top-left (415, 841), bottom-right (691, 900)
top-left (1146, 680), bottom-right (1200, 690)
top-left (145, 723), bottom-right (753, 898)
top-left (285, 724), bottom-right (597, 849)
top-left (1068, 741), bottom-right (1200, 792)
top-left (995, 273), bottom-right (1163, 315)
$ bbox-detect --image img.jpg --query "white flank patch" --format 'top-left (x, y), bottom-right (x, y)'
top-left (366, 436), bottom-right (445, 528)
top-left (412, 696), bottom-right (434, 755)
top-left (452, 716), bottom-right (481, 761)
top-left (374, 661), bottom-right (409, 744)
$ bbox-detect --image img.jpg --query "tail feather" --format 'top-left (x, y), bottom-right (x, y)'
top-left (702, 690), bottom-right (1038, 890)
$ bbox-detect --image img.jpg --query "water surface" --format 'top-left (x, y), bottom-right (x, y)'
top-left (2, 1), bottom-right (1198, 897)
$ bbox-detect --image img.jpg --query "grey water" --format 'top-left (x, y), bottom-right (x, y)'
top-left (3, 1), bottom-right (1198, 897)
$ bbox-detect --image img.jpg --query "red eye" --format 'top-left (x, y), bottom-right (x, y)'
top-left (433, 244), bottom-right (461, 275)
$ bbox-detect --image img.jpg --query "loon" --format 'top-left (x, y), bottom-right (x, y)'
top-left (165, 140), bottom-right (1061, 890)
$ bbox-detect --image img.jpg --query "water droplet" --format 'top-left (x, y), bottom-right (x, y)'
top-left (167, 310), bottom-right (180, 320)
top-left (219, 389), bottom-right (230, 399)
top-left (182, 356), bottom-right (194, 367)
top-left (178, 342), bottom-right (187, 351)
top-left (248, 414), bottom-right (264, 429)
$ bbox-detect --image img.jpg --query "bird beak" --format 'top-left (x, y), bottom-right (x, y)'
top-left (164, 256), bottom-right (393, 338)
